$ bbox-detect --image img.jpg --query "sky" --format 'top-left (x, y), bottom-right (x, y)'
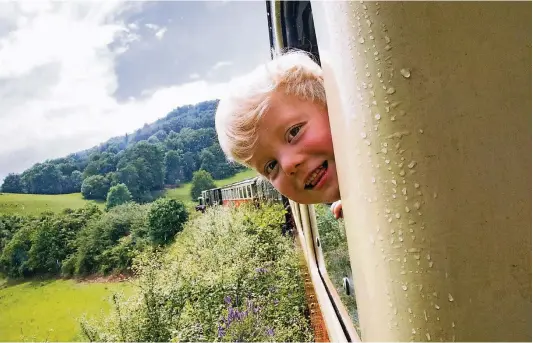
top-left (0, 1), bottom-right (271, 182)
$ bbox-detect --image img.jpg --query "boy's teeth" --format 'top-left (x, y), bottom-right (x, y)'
top-left (306, 165), bottom-right (326, 187)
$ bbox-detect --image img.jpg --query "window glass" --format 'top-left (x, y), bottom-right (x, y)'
top-left (314, 204), bottom-right (360, 335)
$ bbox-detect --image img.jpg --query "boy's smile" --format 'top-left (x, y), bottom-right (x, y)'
top-left (250, 92), bottom-right (340, 204)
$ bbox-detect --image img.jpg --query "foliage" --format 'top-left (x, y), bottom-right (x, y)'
top-left (1, 174), bottom-right (24, 193)
top-left (70, 203), bottom-right (149, 276)
top-left (106, 184), bottom-right (132, 210)
top-left (0, 206), bottom-right (102, 278)
top-left (147, 199), bottom-right (188, 245)
top-left (81, 204), bottom-right (313, 342)
top-left (81, 175), bottom-right (111, 200)
top-left (190, 170), bottom-right (216, 200)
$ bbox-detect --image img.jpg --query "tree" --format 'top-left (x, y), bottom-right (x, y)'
top-left (106, 184), bottom-right (132, 210)
top-left (190, 170), bottom-right (216, 200)
top-left (69, 170), bottom-right (83, 192)
top-left (81, 175), bottom-right (110, 200)
top-left (1, 173), bottom-right (24, 193)
top-left (164, 150), bottom-right (184, 184)
top-left (147, 199), bottom-right (188, 245)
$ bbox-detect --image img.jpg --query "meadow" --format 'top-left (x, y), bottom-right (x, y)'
top-left (0, 278), bottom-right (133, 341)
top-left (0, 192), bottom-right (104, 216)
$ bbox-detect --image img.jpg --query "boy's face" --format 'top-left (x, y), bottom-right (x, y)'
top-left (250, 92), bottom-right (340, 204)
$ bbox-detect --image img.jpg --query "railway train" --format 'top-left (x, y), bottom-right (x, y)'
top-left (203, 1), bottom-right (531, 342)
top-left (196, 176), bottom-right (283, 211)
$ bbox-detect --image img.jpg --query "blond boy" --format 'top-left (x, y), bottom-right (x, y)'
top-left (215, 50), bottom-right (343, 219)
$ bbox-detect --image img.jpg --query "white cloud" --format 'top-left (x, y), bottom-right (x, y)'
top-left (154, 27), bottom-right (167, 40)
top-left (189, 73), bottom-right (200, 79)
top-left (211, 60), bottom-right (233, 70)
top-left (0, 1), bottom-right (231, 179)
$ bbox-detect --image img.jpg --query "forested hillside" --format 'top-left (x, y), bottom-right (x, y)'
top-left (1, 100), bottom-right (243, 202)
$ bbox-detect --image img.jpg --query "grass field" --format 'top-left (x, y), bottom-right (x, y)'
top-left (0, 278), bottom-right (134, 341)
top-left (164, 169), bottom-right (258, 205)
top-left (0, 193), bottom-right (104, 216)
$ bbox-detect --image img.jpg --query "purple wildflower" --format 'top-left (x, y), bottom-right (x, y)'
top-left (224, 295), bottom-right (232, 305)
top-left (266, 328), bottom-right (275, 336)
top-left (255, 267), bottom-right (268, 274)
top-left (217, 325), bottom-right (225, 338)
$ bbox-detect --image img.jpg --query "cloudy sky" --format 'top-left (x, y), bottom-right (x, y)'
top-left (0, 1), bottom-right (271, 182)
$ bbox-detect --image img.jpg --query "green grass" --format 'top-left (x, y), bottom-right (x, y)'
top-left (0, 193), bottom-right (104, 216)
top-left (0, 278), bottom-right (134, 342)
top-left (165, 169), bottom-right (258, 206)
top-left (214, 169), bottom-right (258, 187)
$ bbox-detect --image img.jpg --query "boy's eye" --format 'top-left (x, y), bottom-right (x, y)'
top-left (287, 124), bottom-right (302, 142)
top-left (264, 160), bottom-right (278, 175)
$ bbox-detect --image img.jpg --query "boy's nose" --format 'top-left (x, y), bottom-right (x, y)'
top-left (280, 152), bottom-right (304, 176)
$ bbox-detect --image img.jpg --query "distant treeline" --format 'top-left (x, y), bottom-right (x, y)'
top-left (1, 100), bottom-right (243, 202)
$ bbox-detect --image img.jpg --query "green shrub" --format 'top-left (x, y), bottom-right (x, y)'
top-left (72, 203), bottom-right (149, 276)
top-left (106, 184), bottom-right (132, 210)
top-left (82, 204), bottom-right (313, 342)
top-left (147, 198), bottom-right (188, 245)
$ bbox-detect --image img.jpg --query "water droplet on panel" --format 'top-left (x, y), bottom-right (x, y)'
top-left (408, 161), bottom-right (417, 169)
top-left (399, 170), bottom-right (406, 176)
top-left (435, 304), bottom-right (440, 310)
top-left (426, 333), bottom-right (431, 341)
top-left (409, 219), bottom-right (416, 225)
top-left (385, 44), bottom-right (392, 51)
top-left (372, 177), bottom-right (376, 183)
top-left (402, 285), bottom-right (408, 291)
top-left (433, 192), bottom-right (438, 198)
top-left (452, 321), bottom-right (455, 328)
top-left (448, 293), bottom-right (454, 302)
top-left (386, 87), bottom-right (396, 94)
top-left (429, 261), bottom-right (434, 268)
top-left (384, 35), bottom-right (391, 43)
top-left (369, 35), bottom-right (375, 40)
top-left (408, 248), bottom-right (421, 253)
top-left (405, 206), bottom-right (410, 213)
top-left (381, 148), bottom-right (388, 154)
top-left (375, 113), bottom-right (381, 120)
top-left (395, 213), bottom-right (401, 219)
top-left (402, 188), bottom-right (407, 195)
top-left (424, 310), bottom-right (428, 321)
top-left (414, 183), bottom-right (420, 189)
top-left (400, 68), bottom-right (411, 78)
top-left (419, 129), bottom-right (424, 134)
top-left (414, 202), bottom-right (421, 210)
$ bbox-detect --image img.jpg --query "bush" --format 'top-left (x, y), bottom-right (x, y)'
top-left (81, 175), bottom-right (111, 200)
top-left (190, 170), bottom-right (216, 200)
top-left (81, 204), bottom-right (313, 342)
top-left (147, 198), bottom-right (188, 245)
top-left (106, 183), bottom-right (132, 210)
top-left (72, 203), bottom-right (149, 276)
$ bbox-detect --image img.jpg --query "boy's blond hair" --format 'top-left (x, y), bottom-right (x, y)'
top-left (215, 50), bottom-right (327, 167)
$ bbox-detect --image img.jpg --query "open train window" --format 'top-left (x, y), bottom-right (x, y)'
top-left (267, 1), bottom-right (359, 340)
